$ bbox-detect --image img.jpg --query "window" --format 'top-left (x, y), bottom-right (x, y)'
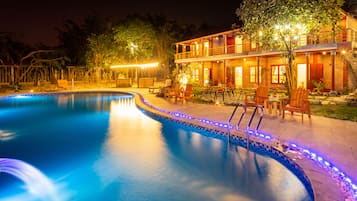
top-left (250, 67), bottom-right (256, 83)
top-left (195, 42), bottom-right (200, 56)
top-left (249, 66), bottom-right (262, 83)
top-left (191, 42), bottom-right (200, 57)
top-left (251, 40), bottom-right (256, 50)
top-left (192, 68), bottom-right (199, 81)
top-left (271, 65), bottom-right (286, 84)
top-left (235, 35), bottom-right (243, 53)
top-left (203, 41), bottom-right (209, 56)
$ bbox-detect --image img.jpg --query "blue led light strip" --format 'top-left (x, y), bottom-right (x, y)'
top-left (137, 94), bottom-right (357, 200)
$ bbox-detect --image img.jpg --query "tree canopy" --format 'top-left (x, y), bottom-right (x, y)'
top-left (236, 0), bottom-right (344, 94)
top-left (113, 17), bottom-right (157, 64)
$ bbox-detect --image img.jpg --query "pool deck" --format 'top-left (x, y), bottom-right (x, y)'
top-left (1, 87), bottom-right (357, 201)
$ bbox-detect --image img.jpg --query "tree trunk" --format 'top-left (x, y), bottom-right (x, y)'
top-left (286, 50), bottom-right (297, 97)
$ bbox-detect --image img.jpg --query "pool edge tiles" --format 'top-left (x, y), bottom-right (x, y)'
top-left (133, 91), bottom-right (357, 201)
top-left (132, 92), bottom-right (316, 201)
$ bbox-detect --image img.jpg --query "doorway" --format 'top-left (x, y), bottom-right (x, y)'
top-left (235, 66), bottom-right (243, 88)
top-left (309, 63), bottom-right (323, 89)
top-left (297, 64), bottom-right (307, 88)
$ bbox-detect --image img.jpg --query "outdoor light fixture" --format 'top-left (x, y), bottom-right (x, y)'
top-left (110, 62), bottom-right (159, 69)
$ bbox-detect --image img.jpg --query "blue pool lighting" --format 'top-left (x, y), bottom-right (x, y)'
top-left (138, 94), bottom-right (357, 201)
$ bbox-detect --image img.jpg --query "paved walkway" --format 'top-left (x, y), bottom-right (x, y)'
top-left (1, 87), bottom-right (357, 200)
top-left (123, 88), bottom-right (357, 201)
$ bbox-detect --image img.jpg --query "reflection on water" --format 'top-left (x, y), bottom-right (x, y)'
top-left (95, 97), bottom-right (165, 187)
top-left (0, 158), bottom-right (59, 201)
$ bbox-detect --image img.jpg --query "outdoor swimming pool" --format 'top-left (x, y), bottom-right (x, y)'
top-left (0, 92), bottom-right (313, 201)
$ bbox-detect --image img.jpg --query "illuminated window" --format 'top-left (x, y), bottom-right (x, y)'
top-left (192, 68), bottom-right (199, 81)
top-left (271, 65), bottom-right (286, 84)
top-left (298, 34), bottom-right (307, 46)
top-left (195, 42), bottom-right (200, 56)
top-left (235, 35), bottom-right (243, 53)
top-left (251, 40), bottom-right (256, 50)
top-left (250, 67), bottom-right (256, 83)
top-left (249, 66), bottom-right (262, 83)
top-left (203, 41), bottom-right (209, 56)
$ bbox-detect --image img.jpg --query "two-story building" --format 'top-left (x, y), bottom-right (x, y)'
top-left (174, 10), bottom-right (357, 92)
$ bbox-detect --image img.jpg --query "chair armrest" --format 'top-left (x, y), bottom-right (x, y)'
top-left (244, 93), bottom-right (255, 101)
top-left (281, 98), bottom-right (289, 106)
top-left (303, 99), bottom-right (311, 107)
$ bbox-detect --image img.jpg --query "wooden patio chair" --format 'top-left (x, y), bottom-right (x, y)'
top-left (173, 84), bottom-right (193, 103)
top-left (182, 84), bottom-right (194, 103)
top-left (282, 88), bottom-right (311, 122)
top-left (164, 84), bottom-right (179, 99)
top-left (244, 86), bottom-right (269, 107)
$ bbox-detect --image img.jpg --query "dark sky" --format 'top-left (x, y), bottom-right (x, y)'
top-left (0, 0), bottom-right (242, 46)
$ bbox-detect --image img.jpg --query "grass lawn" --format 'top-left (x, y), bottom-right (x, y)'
top-left (310, 104), bottom-right (357, 122)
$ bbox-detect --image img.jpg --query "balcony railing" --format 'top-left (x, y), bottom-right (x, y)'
top-left (175, 29), bottom-right (356, 60)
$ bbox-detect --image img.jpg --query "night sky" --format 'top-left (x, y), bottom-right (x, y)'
top-left (0, 0), bottom-right (242, 46)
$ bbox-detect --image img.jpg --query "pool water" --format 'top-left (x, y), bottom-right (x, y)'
top-left (0, 92), bottom-right (313, 201)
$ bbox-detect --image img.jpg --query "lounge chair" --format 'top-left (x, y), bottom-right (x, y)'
top-left (244, 86), bottom-right (269, 107)
top-left (182, 84), bottom-right (194, 103)
top-left (164, 84), bottom-right (179, 99)
top-left (282, 88), bottom-right (311, 122)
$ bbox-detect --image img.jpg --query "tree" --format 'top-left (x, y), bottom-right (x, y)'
top-left (15, 50), bottom-right (65, 86)
top-left (57, 15), bottom-right (111, 66)
top-left (0, 33), bottom-right (31, 65)
top-left (112, 17), bottom-right (157, 64)
top-left (0, 34), bottom-right (64, 86)
top-left (146, 14), bottom-right (184, 78)
top-left (86, 33), bottom-right (118, 69)
top-left (236, 0), bottom-right (344, 95)
top-left (85, 33), bottom-right (121, 82)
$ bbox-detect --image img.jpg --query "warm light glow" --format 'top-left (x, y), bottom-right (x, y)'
top-left (130, 42), bottom-right (138, 54)
top-left (274, 33), bottom-right (278, 40)
top-left (258, 31), bottom-right (263, 36)
top-left (94, 97), bottom-right (165, 184)
top-left (110, 62), bottom-right (159, 69)
top-left (341, 50), bottom-right (346, 54)
top-left (322, 51), bottom-right (327, 55)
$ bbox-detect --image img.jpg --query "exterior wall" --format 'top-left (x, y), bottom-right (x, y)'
top-left (335, 55), bottom-right (346, 90)
top-left (347, 14), bottom-right (357, 30)
top-left (346, 14), bottom-right (357, 49)
top-left (174, 10), bottom-right (355, 92)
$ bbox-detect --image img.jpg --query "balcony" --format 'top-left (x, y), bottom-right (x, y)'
top-left (175, 29), bottom-right (356, 62)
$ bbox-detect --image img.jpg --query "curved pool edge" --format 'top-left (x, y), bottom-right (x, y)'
top-left (129, 92), bottom-right (316, 200)
top-left (129, 91), bottom-right (357, 201)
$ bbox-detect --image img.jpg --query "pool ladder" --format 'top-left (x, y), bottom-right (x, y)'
top-left (228, 104), bottom-right (264, 150)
